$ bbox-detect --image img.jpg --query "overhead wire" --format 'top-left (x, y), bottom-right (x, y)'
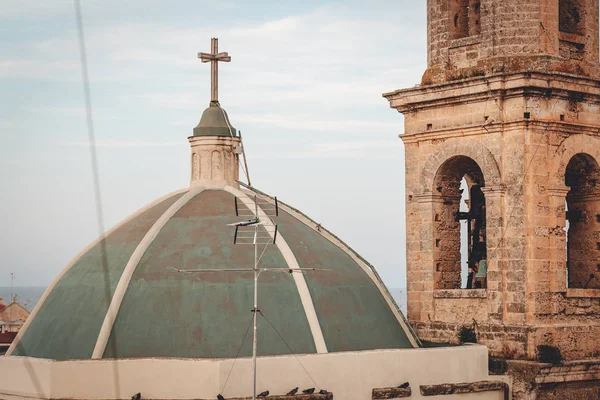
top-left (14, 2), bottom-right (120, 396)
top-left (74, 0), bottom-right (121, 393)
top-left (220, 315), bottom-right (254, 396)
top-left (258, 310), bottom-right (322, 391)
top-left (217, 100), bottom-right (251, 186)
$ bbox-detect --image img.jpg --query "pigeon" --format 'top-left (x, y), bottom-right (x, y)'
top-left (399, 382), bottom-right (410, 389)
top-left (217, 395), bottom-right (225, 400)
top-left (302, 388), bottom-right (315, 394)
top-left (257, 390), bottom-right (269, 397)
top-left (286, 387), bottom-right (299, 395)
top-left (131, 394), bottom-right (141, 400)
top-left (318, 389), bottom-right (329, 395)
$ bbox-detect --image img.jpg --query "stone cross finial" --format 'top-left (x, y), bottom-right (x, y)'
top-left (198, 38), bottom-right (231, 103)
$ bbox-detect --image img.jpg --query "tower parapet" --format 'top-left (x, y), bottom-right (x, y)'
top-left (425, 0), bottom-right (600, 85)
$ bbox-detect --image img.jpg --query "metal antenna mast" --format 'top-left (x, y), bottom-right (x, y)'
top-left (9, 272), bottom-right (14, 331)
top-left (10, 272), bottom-right (14, 303)
top-left (171, 194), bottom-right (323, 400)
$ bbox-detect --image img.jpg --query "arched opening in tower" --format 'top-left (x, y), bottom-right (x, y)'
top-left (559, 0), bottom-right (585, 35)
top-left (449, 0), bottom-right (480, 40)
top-left (564, 153), bottom-right (600, 289)
top-left (433, 156), bottom-right (487, 290)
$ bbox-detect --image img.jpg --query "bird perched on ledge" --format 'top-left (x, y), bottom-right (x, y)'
top-left (286, 387), bottom-right (298, 395)
top-left (257, 390), bottom-right (269, 397)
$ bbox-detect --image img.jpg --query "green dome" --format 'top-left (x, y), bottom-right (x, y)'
top-left (193, 101), bottom-right (237, 137)
top-left (11, 187), bottom-right (416, 360)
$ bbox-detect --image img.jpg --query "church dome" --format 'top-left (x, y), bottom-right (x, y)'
top-left (10, 185), bottom-right (416, 360)
top-left (8, 38), bottom-right (417, 362)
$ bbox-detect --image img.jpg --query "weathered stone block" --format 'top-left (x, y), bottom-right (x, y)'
top-left (372, 386), bottom-right (411, 399)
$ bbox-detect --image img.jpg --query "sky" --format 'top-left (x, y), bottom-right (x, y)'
top-left (0, 1), bottom-right (427, 288)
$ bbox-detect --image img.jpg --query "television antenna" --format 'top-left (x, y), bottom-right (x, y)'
top-left (170, 194), bottom-right (326, 400)
top-left (10, 272), bottom-right (14, 303)
top-left (10, 272), bottom-right (14, 330)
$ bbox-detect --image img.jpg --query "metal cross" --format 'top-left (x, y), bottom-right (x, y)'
top-left (198, 37), bottom-right (231, 102)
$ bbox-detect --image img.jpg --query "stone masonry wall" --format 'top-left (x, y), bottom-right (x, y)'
top-left (385, 72), bottom-right (600, 362)
top-left (424, 0), bottom-right (600, 85)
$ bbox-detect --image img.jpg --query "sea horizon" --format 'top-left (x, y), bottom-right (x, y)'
top-left (0, 286), bottom-right (408, 314)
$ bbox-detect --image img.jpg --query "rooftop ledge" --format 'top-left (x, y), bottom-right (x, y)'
top-left (449, 35), bottom-right (481, 49)
top-left (566, 288), bottom-right (600, 298)
top-left (434, 289), bottom-right (487, 299)
top-left (382, 70), bottom-right (600, 104)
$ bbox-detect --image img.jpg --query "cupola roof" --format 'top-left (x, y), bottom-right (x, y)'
top-left (193, 100), bottom-right (237, 137)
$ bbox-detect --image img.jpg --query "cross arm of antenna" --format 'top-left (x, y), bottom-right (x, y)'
top-left (170, 267), bottom-right (255, 273)
top-left (169, 266), bottom-right (330, 274)
top-left (228, 218), bottom-right (262, 227)
top-left (266, 268), bottom-right (329, 272)
top-left (255, 267), bottom-right (330, 277)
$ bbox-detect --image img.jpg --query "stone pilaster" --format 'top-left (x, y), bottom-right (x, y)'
top-left (481, 185), bottom-right (506, 320)
top-left (546, 185), bottom-right (570, 293)
top-left (408, 192), bottom-right (445, 323)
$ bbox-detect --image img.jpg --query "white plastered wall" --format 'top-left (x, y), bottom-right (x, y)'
top-left (0, 345), bottom-right (509, 400)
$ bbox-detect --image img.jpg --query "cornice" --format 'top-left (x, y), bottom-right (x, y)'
top-left (384, 71), bottom-right (600, 114)
top-left (399, 120), bottom-right (600, 144)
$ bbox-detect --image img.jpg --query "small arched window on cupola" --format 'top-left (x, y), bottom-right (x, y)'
top-left (449, 0), bottom-right (481, 40)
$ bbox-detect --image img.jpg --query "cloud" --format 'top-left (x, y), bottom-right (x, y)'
top-left (0, 1), bottom-right (70, 17)
top-left (233, 15), bottom-right (302, 36)
top-left (3, 3), bottom-right (425, 94)
top-left (252, 140), bottom-right (402, 160)
top-left (64, 140), bottom-right (182, 148)
top-left (0, 121), bottom-right (14, 130)
top-left (168, 121), bottom-right (194, 127)
top-left (23, 106), bottom-right (86, 116)
top-left (0, 59), bottom-right (78, 80)
top-left (19, 107), bottom-right (119, 122)
top-left (132, 92), bottom-right (198, 110)
top-left (313, 140), bottom-right (402, 153)
top-left (170, 113), bottom-right (400, 134)
top-left (2, 1), bottom-right (423, 290)
top-left (235, 114), bottom-right (399, 132)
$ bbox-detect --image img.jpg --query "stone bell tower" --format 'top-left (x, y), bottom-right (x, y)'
top-left (385, 1), bottom-right (600, 398)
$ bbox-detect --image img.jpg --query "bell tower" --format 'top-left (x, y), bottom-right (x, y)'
top-left (385, 1), bottom-right (600, 398)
